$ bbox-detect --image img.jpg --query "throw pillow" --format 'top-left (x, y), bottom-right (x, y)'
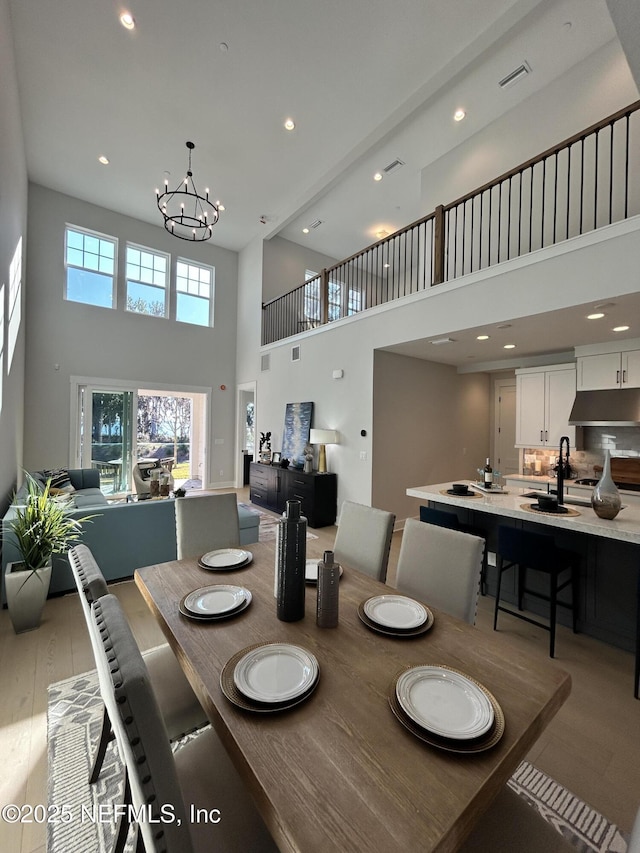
top-left (41, 467), bottom-right (72, 490)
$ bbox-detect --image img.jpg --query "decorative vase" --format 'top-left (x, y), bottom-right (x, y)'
top-left (591, 450), bottom-right (622, 520)
top-left (5, 561), bottom-right (52, 633)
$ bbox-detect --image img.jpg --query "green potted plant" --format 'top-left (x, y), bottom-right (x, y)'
top-left (4, 473), bottom-right (95, 633)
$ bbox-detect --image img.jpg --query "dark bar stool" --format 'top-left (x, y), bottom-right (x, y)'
top-left (493, 525), bottom-right (580, 658)
top-left (420, 506), bottom-right (489, 595)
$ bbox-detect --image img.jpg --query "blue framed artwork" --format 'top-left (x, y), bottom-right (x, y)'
top-left (281, 402), bottom-right (314, 468)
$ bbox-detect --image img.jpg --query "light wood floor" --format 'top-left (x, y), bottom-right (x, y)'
top-left (2, 490), bottom-right (639, 853)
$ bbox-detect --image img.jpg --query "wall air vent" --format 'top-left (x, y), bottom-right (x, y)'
top-left (261, 353), bottom-right (270, 372)
top-left (383, 158), bottom-right (405, 175)
top-left (498, 61), bottom-right (531, 89)
top-left (291, 345), bottom-right (301, 362)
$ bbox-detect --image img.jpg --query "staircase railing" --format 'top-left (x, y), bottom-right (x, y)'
top-left (262, 100), bottom-right (640, 346)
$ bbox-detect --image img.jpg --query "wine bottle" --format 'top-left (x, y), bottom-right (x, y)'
top-left (316, 550), bottom-right (340, 628)
top-left (276, 500), bottom-right (307, 622)
top-left (483, 458), bottom-right (493, 488)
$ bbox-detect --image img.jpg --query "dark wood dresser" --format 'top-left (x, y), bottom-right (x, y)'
top-left (249, 462), bottom-right (337, 527)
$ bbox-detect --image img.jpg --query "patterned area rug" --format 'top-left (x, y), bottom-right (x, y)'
top-left (47, 671), bottom-right (628, 853)
top-left (238, 503), bottom-right (319, 542)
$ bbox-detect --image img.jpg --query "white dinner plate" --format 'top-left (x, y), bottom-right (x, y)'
top-left (233, 643), bottom-right (319, 703)
top-left (396, 666), bottom-right (494, 740)
top-left (183, 585), bottom-right (248, 616)
top-left (200, 548), bottom-right (253, 569)
top-left (304, 560), bottom-right (344, 584)
top-left (363, 595), bottom-right (427, 630)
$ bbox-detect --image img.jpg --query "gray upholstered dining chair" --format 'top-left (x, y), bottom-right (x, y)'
top-left (395, 517), bottom-right (484, 624)
top-left (333, 500), bottom-right (395, 583)
top-left (458, 785), bottom-right (573, 851)
top-left (89, 593), bottom-right (277, 853)
top-left (68, 544), bottom-right (207, 783)
top-left (174, 492), bottom-right (241, 559)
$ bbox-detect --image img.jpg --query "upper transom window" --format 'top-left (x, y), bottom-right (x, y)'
top-left (125, 243), bottom-right (169, 318)
top-left (65, 225), bottom-right (117, 308)
top-left (176, 259), bottom-right (214, 327)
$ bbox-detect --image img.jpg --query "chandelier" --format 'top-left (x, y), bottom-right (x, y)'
top-left (156, 141), bottom-right (219, 241)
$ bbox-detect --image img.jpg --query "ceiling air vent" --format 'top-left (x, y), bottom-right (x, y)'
top-left (261, 353), bottom-right (270, 372)
top-left (309, 219), bottom-right (322, 229)
top-left (498, 61), bottom-right (531, 89)
top-left (291, 345), bottom-right (301, 362)
top-left (383, 158), bottom-right (405, 175)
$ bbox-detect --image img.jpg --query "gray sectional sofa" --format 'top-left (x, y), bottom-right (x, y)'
top-left (1, 468), bottom-right (260, 599)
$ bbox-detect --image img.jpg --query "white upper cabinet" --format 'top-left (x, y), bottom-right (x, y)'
top-left (515, 364), bottom-right (576, 448)
top-left (576, 348), bottom-right (640, 390)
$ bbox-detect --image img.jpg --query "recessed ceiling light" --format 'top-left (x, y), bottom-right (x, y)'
top-left (503, 344), bottom-right (516, 349)
top-left (219, 42), bottom-right (229, 52)
top-left (613, 325), bottom-right (630, 332)
top-left (454, 109), bottom-right (466, 122)
top-left (302, 227), bottom-right (310, 234)
top-left (120, 12), bottom-right (135, 30)
top-left (98, 155), bottom-right (109, 165)
top-left (476, 334), bottom-right (489, 341)
top-left (373, 172), bottom-right (383, 182)
top-left (284, 118), bottom-right (295, 131)
top-left (383, 263), bottom-right (390, 268)
top-left (587, 312), bottom-right (605, 320)
top-left (376, 230), bottom-right (388, 240)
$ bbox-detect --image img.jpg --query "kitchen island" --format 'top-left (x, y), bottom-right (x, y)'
top-left (406, 482), bottom-right (640, 695)
top-left (406, 482), bottom-right (640, 544)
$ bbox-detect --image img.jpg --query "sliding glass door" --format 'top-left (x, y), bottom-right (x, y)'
top-left (79, 387), bottom-right (136, 493)
top-left (72, 378), bottom-right (209, 494)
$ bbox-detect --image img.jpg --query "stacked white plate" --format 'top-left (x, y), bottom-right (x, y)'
top-left (233, 643), bottom-right (319, 705)
top-left (395, 666), bottom-right (494, 740)
top-left (180, 585), bottom-right (252, 621)
top-left (364, 595), bottom-right (428, 631)
top-left (199, 548), bottom-right (253, 570)
top-left (304, 560), bottom-right (344, 584)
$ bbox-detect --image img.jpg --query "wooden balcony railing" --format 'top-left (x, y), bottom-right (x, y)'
top-left (262, 100), bottom-right (640, 346)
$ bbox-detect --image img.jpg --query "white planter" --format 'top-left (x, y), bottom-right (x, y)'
top-left (4, 561), bottom-right (52, 634)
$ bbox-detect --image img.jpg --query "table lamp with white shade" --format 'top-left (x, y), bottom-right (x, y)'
top-left (309, 429), bottom-right (339, 473)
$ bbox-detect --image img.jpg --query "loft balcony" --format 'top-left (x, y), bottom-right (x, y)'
top-left (262, 100), bottom-right (640, 347)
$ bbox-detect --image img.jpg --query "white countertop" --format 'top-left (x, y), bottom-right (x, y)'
top-left (406, 482), bottom-right (640, 545)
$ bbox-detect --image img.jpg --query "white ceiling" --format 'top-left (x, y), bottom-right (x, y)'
top-left (8, 0), bottom-right (620, 256)
top-left (380, 291), bottom-right (640, 369)
top-left (7, 0), bottom-right (639, 365)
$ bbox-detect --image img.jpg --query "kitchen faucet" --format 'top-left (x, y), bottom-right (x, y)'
top-left (557, 436), bottom-right (570, 506)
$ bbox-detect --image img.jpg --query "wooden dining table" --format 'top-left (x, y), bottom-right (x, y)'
top-left (135, 540), bottom-right (571, 853)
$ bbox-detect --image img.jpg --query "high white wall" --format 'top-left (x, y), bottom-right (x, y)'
top-left (0, 0), bottom-right (28, 511)
top-left (24, 184), bottom-right (239, 486)
top-left (237, 216), bottom-right (640, 522)
top-left (262, 237), bottom-right (338, 303)
top-left (421, 40), bottom-right (639, 214)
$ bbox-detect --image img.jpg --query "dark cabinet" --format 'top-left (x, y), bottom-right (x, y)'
top-left (249, 463), bottom-right (337, 528)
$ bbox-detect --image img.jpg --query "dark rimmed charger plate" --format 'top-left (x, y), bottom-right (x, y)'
top-left (388, 665), bottom-right (505, 754)
top-left (357, 601), bottom-right (434, 638)
top-left (178, 589), bottom-right (252, 622)
top-left (220, 641), bottom-right (320, 713)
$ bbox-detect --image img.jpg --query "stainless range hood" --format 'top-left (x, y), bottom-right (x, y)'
top-left (568, 388), bottom-right (640, 426)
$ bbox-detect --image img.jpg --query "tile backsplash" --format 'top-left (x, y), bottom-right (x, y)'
top-left (572, 427), bottom-right (640, 478)
top-left (522, 427), bottom-right (640, 478)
